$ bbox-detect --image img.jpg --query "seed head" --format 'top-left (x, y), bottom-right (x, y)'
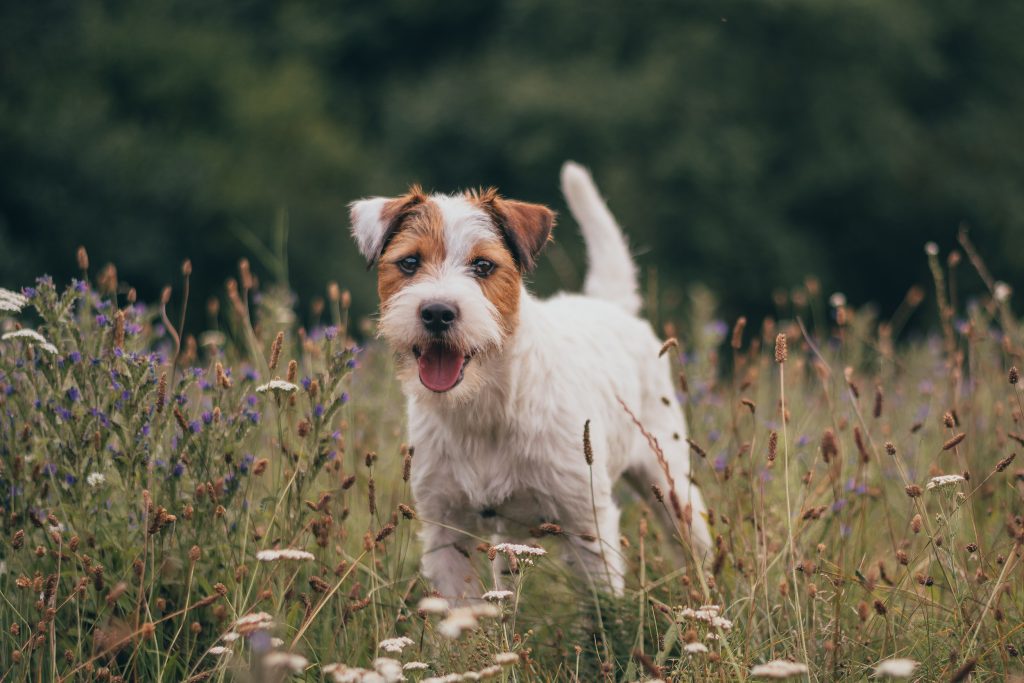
top-left (821, 429), bottom-right (838, 464)
top-left (767, 431), bottom-right (778, 463)
top-left (1010, 366), bottom-right (1019, 385)
top-left (774, 333), bottom-right (788, 364)
top-left (731, 317), bottom-right (747, 350)
top-left (268, 332), bottom-right (284, 371)
top-left (583, 420), bottom-right (593, 465)
top-left (911, 514), bottom-right (923, 534)
top-left (943, 433), bottom-right (966, 451)
top-left (156, 373), bottom-right (167, 413)
top-left (76, 246), bottom-right (89, 271)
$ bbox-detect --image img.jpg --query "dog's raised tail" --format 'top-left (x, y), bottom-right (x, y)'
top-left (560, 161), bottom-right (642, 315)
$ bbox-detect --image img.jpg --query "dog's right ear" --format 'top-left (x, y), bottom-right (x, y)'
top-left (349, 187), bottom-right (426, 266)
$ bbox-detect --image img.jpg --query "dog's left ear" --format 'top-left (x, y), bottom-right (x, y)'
top-left (487, 197), bottom-right (555, 273)
top-left (349, 188), bottom-right (426, 265)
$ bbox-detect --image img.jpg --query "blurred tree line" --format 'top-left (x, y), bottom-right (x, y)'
top-left (2, 0), bottom-right (1022, 332)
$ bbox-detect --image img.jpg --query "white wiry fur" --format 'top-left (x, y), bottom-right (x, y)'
top-left (560, 161), bottom-right (642, 315)
top-left (352, 162), bottom-right (711, 598)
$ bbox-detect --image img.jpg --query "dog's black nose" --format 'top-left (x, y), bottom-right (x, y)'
top-left (420, 302), bottom-right (457, 334)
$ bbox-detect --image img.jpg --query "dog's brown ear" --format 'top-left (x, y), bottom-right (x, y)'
top-left (485, 196), bottom-right (555, 273)
top-left (349, 186), bottom-right (426, 265)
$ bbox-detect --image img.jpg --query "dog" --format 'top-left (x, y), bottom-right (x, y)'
top-left (349, 162), bottom-right (711, 598)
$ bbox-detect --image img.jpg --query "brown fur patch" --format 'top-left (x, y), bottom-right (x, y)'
top-left (471, 241), bottom-right (521, 334)
top-left (468, 189), bottom-right (555, 272)
top-left (376, 197), bottom-right (445, 305)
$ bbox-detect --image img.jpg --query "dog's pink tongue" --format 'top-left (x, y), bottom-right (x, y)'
top-left (417, 344), bottom-right (465, 392)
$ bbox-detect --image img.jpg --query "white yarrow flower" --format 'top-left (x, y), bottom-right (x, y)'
top-left (373, 657), bottom-right (406, 682)
top-left (926, 474), bottom-right (965, 490)
top-left (2, 329), bottom-right (58, 354)
top-left (264, 651), bottom-right (308, 673)
top-left (493, 652), bottom-right (519, 665)
top-left (256, 379), bottom-right (300, 394)
top-left (490, 543), bottom-right (546, 556)
top-left (829, 292), bottom-right (847, 308)
top-left (684, 642), bottom-right (709, 654)
top-left (86, 472), bottom-right (106, 487)
top-left (0, 288), bottom-right (28, 313)
top-left (481, 590), bottom-right (514, 602)
top-left (208, 645), bottom-right (232, 656)
top-left (404, 662), bottom-right (430, 671)
top-left (873, 658), bottom-right (919, 678)
top-left (417, 597), bottom-right (449, 614)
top-left (994, 281), bottom-right (1012, 303)
top-left (256, 548), bottom-right (315, 562)
top-left (924, 241), bottom-right (939, 257)
top-left (438, 608), bottom-right (479, 639)
top-left (378, 636), bottom-right (415, 653)
top-left (750, 659), bottom-right (809, 678)
top-left (323, 664), bottom-right (371, 683)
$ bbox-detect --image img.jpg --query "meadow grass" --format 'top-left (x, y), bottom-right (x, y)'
top-left (1, 245), bottom-right (1022, 682)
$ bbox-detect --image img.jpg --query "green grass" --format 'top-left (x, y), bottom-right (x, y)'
top-left (1, 252), bottom-right (1022, 682)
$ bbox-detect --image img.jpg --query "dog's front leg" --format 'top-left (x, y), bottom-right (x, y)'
top-left (561, 483), bottom-right (626, 596)
top-left (418, 512), bottom-right (481, 600)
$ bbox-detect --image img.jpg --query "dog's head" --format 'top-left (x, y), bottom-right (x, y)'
top-left (350, 187), bottom-right (554, 399)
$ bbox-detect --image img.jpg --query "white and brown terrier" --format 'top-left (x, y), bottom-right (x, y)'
top-left (350, 162), bottom-right (711, 598)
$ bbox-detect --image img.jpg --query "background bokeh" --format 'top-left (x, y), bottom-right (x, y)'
top-left (2, 0), bottom-right (1022, 330)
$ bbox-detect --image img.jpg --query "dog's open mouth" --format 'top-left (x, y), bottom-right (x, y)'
top-left (413, 342), bottom-right (470, 393)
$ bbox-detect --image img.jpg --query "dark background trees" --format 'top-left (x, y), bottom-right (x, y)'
top-left (2, 0), bottom-right (1022, 330)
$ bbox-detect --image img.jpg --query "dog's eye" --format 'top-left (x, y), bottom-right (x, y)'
top-left (471, 258), bottom-right (494, 278)
top-left (397, 256), bottom-right (420, 275)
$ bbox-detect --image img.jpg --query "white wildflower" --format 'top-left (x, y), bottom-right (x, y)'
top-left (0, 288), bottom-right (28, 313)
top-left (378, 636), bottom-right (415, 653)
top-left (872, 658), bottom-right (919, 678)
top-left (481, 590), bottom-right (514, 602)
top-left (2, 329), bottom-right (58, 354)
top-left (208, 645), bottom-right (232, 656)
top-left (493, 652), bottom-right (519, 665)
top-left (256, 548), bottom-right (315, 562)
top-left (86, 472), bottom-right (106, 487)
top-left (404, 662), bottom-right (430, 671)
top-left (199, 330), bottom-right (227, 348)
top-left (829, 292), bottom-right (847, 308)
top-left (374, 657), bottom-right (406, 682)
top-left (750, 659), bottom-right (809, 678)
top-left (264, 651), bottom-right (308, 673)
top-left (271, 637), bottom-right (285, 647)
top-left (439, 608), bottom-right (479, 639)
top-left (684, 642), bottom-right (709, 654)
top-left (423, 675), bottom-right (464, 683)
top-left (994, 281), bottom-right (1012, 303)
top-left (232, 611), bottom-right (275, 634)
top-left (256, 379), bottom-right (300, 394)
top-left (711, 615), bottom-right (734, 631)
top-left (476, 666), bottom-right (502, 679)
top-left (461, 673), bottom-right (480, 681)
top-left (417, 597), bottom-right (449, 614)
top-left (926, 474), bottom-right (965, 490)
top-left (924, 242), bottom-right (939, 257)
top-left (490, 542), bottom-right (546, 556)
top-left (221, 631), bottom-right (240, 643)
top-left (323, 664), bottom-right (371, 683)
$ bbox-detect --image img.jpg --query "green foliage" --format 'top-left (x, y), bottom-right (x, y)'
top-left (2, 1), bottom-right (1024, 327)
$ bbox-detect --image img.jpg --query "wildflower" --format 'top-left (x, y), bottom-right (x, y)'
top-left (256, 379), bottom-right (299, 394)
top-left (829, 292), bottom-right (847, 308)
top-left (0, 287), bottom-right (28, 312)
top-left (438, 605), bottom-right (499, 639)
top-left (373, 657), bottom-right (405, 682)
top-left (994, 281), bottom-right (1012, 302)
top-left (2, 329), bottom-right (58, 354)
top-left (684, 642), bottom-right (709, 654)
top-left (490, 543), bottom-right (546, 557)
top-left (417, 597), bottom-right (449, 614)
top-left (263, 652), bottom-right (308, 673)
top-left (924, 242), bottom-right (939, 257)
top-left (750, 659), bottom-right (809, 678)
top-left (1011, 366), bottom-right (1020, 385)
top-left (872, 658), bottom-right (918, 678)
top-left (378, 636), bottom-right (415, 654)
top-left (323, 664), bottom-right (372, 682)
top-left (481, 589), bottom-right (514, 602)
top-left (208, 646), bottom-right (232, 656)
top-left (926, 474), bottom-right (965, 490)
top-left (404, 662), bottom-right (430, 671)
top-left (256, 548), bottom-right (315, 562)
top-left (86, 472), bottom-right (106, 488)
top-left (494, 652), bottom-right (519, 665)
